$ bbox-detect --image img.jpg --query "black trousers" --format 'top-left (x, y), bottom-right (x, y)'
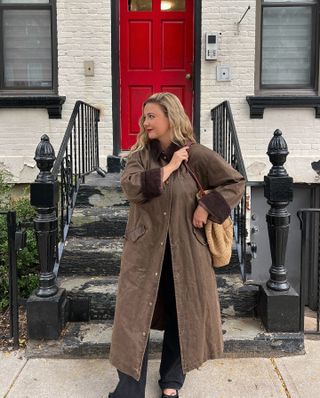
top-left (110, 239), bottom-right (186, 398)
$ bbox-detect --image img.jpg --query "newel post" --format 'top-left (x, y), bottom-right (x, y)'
top-left (27, 134), bottom-right (67, 340)
top-left (265, 129), bottom-right (292, 291)
top-left (258, 130), bottom-right (300, 332)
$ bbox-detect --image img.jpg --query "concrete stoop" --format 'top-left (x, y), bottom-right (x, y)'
top-left (27, 172), bottom-right (302, 363)
top-left (25, 317), bottom-right (304, 359)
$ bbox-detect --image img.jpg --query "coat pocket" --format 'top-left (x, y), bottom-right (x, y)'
top-left (124, 224), bottom-right (146, 242)
top-left (192, 226), bottom-right (208, 245)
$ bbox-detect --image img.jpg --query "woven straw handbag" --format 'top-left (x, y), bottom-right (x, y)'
top-left (185, 162), bottom-right (233, 268)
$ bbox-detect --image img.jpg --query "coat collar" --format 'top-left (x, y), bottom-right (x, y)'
top-left (149, 139), bottom-right (182, 162)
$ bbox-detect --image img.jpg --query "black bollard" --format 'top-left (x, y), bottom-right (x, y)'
top-left (258, 130), bottom-right (300, 333)
top-left (27, 134), bottom-right (67, 340)
top-left (264, 129), bottom-right (292, 291)
top-left (32, 134), bottom-right (59, 297)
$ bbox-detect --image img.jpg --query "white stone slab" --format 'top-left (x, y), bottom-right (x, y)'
top-left (147, 358), bottom-right (286, 398)
top-left (275, 339), bottom-right (320, 398)
top-left (7, 356), bottom-right (288, 398)
top-left (0, 350), bottom-right (27, 398)
top-left (187, 359), bottom-right (284, 398)
top-left (8, 358), bottom-right (117, 398)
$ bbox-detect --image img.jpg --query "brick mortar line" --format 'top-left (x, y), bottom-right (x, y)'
top-left (4, 356), bottom-right (29, 398)
top-left (270, 357), bottom-right (291, 398)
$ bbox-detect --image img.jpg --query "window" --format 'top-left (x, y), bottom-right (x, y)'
top-left (248, 0), bottom-right (320, 118)
top-left (0, 0), bottom-right (57, 93)
top-left (129, 0), bottom-right (152, 11)
top-left (258, 0), bottom-right (319, 92)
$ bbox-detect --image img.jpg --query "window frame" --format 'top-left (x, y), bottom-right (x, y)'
top-left (255, 0), bottom-right (320, 95)
top-left (0, 0), bottom-right (58, 95)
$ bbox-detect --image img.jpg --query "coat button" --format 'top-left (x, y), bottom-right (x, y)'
top-left (163, 212), bottom-right (167, 216)
top-left (160, 242), bottom-right (164, 246)
top-left (149, 302), bottom-right (153, 306)
top-left (142, 332), bottom-right (146, 336)
top-left (155, 272), bottom-right (158, 276)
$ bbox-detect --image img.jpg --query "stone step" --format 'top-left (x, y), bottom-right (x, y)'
top-left (59, 237), bottom-right (123, 276)
top-left (75, 173), bottom-right (127, 209)
top-left (69, 207), bottom-right (129, 238)
top-left (59, 236), bottom-right (241, 278)
top-left (76, 185), bottom-right (128, 209)
top-left (58, 273), bottom-right (258, 321)
top-left (25, 317), bottom-right (304, 359)
top-left (58, 275), bottom-right (118, 320)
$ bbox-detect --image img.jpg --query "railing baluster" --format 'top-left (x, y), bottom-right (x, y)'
top-left (91, 107), bottom-right (94, 171)
top-left (211, 101), bottom-right (247, 279)
top-left (81, 104), bottom-right (85, 175)
top-left (74, 117), bottom-right (77, 189)
top-left (85, 105), bottom-right (89, 173)
top-left (77, 107), bottom-right (81, 180)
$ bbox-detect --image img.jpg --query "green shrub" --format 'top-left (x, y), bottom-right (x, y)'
top-left (0, 169), bottom-right (39, 311)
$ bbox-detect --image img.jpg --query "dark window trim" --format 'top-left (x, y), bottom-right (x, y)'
top-left (111, 0), bottom-right (120, 156)
top-left (250, 0), bottom-right (320, 118)
top-left (111, 0), bottom-right (201, 155)
top-left (0, 95), bottom-right (66, 118)
top-left (0, 0), bottom-right (58, 94)
top-left (193, 0), bottom-right (201, 143)
top-left (246, 95), bottom-right (320, 119)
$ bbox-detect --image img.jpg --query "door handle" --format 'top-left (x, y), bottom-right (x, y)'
top-left (185, 73), bottom-right (192, 80)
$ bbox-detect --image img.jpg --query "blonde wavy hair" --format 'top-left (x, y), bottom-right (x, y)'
top-left (129, 92), bottom-right (196, 155)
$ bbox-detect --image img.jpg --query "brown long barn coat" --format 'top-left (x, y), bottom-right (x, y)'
top-left (109, 140), bottom-right (245, 381)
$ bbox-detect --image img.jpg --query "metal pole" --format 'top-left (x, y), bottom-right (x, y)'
top-left (298, 210), bottom-right (306, 332)
top-left (7, 211), bottom-right (19, 349)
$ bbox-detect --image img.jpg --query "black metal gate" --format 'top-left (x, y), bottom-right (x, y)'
top-left (298, 200), bottom-right (320, 334)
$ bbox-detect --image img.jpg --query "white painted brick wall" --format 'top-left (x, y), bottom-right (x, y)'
top-left (201, 0), bottom-right (320, 183)
top-left (0, 0), bottom-right (113, 183)
top-left (0, 0), bottom-right (319, 183)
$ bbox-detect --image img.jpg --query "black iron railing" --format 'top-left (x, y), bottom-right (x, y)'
top-left (297, 208), bottom-right (320, 334)
top-left (30, 101), bottom-right (105, 298)
top-left (0, 211), bottom-right (29, 348)
top-left (52, 101), bottom-right (105, 272)
top-left (211, 101), bottom-right (248, 278)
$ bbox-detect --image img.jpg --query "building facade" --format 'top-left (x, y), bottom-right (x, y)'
top-left (0, 0), bottom-right (319, 184)
top-left (1, 0), bottom-right (320, 286)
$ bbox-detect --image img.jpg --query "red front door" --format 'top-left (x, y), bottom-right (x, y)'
top-left (120, 0), bottom-right (194, 150)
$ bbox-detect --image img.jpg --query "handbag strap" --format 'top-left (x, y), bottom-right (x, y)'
top-left (183, 155), bottom-right (207, 198)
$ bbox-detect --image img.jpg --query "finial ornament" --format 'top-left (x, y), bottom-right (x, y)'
top-left (267, 129), bottom-right (289, 177)
top-left (34, 134), bottom-right (56, 182)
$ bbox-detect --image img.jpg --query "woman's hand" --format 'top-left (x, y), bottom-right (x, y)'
top-left (193, 205), bottom-right (209, 228)
top-left (162, 146), bottom-right (189, 182)
top-left (169, 146), bottom-right (189, 171)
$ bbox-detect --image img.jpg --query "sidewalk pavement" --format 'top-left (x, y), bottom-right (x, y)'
top-left (1, 338), bottom-right (319, 398)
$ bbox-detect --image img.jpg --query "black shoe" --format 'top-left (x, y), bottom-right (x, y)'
top-left (161, 391), bottom-right (179, 398)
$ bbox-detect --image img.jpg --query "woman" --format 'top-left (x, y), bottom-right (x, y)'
top-left (109, 92), bottom-right (245, 398)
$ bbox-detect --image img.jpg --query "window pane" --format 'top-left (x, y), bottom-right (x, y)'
top-left (129, 0), bottom-right (152, 11)
top-left (261, 6), bottom-right (313, 86)
top-left (1, 1), bottom-right (49, 3)
top-left (161, 0), bottom-right (185, 11)
top-left (3, 10), bottom-right (52, 88)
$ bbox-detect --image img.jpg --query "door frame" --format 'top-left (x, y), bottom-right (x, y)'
top-left (111, 0), bottom-right (201, 155)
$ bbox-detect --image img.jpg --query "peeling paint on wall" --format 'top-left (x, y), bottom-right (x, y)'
top-left (19, 163), bottom-right (36, 182)
top-left (246, 162), bottom-right (267, 179)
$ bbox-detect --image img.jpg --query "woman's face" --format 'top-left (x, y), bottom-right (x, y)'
top-left (143, 102), bottom-right (170, 143)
